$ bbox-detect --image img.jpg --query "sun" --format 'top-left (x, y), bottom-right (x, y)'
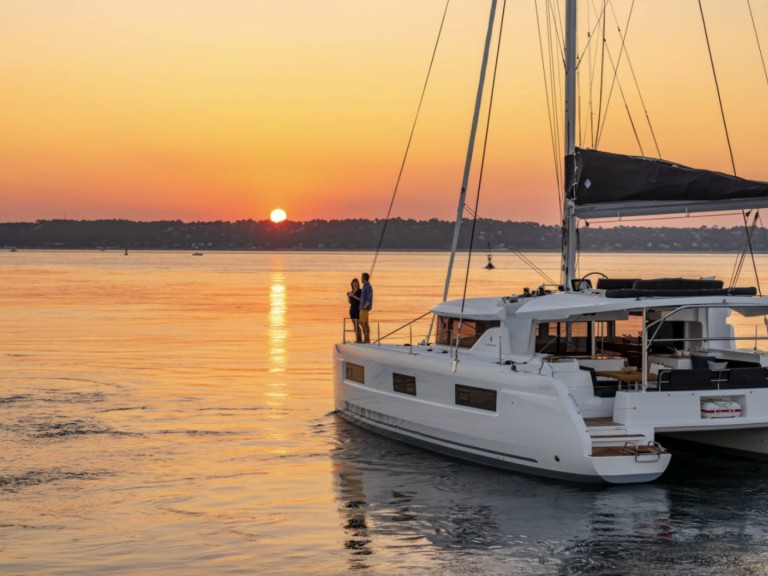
top-left (270, 208), bottom-right (287, 223)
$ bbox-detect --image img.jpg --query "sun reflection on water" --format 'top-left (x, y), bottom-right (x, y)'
top-left (268, 271), bottom-right (288, 412)
top-left (269, 273), bottom-right (287, 366)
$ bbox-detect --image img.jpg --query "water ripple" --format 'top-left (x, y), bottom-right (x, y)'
top-left (0, 468), bottom-right (107, 493)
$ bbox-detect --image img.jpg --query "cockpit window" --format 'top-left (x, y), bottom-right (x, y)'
top-left (436, 317), bottom-right (500, 348)
top-left (536, 322), bottom-right (592, 355)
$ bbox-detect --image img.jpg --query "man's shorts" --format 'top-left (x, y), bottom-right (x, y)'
top-left (360, 309), bottom-right (370, 322)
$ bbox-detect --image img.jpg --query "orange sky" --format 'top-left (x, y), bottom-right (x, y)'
top-left (1, 1), bottom-right (767, 226)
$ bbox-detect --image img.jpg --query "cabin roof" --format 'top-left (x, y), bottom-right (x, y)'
top-left (430, 297), bottom-right (508, 320)
top-left (431, 289), bottom-right (768, 323)
top-left (513, 290), bottom-right (768, 321)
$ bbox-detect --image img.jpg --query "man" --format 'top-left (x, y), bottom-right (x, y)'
top-left (359, 272), bottom-right (373, 343)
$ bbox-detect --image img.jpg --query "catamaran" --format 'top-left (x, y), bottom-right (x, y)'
top-left (333, 1), bottom-right (768, 483)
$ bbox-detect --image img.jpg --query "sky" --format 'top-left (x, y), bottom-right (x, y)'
top-left (1, 0), bottom-right (767, 226)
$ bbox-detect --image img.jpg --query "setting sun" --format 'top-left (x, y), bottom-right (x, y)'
top-left (270, 208), bottom-right (287, 223)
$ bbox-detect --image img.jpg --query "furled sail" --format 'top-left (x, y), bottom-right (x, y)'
top-left (571, 148), bottom-right (768, 219)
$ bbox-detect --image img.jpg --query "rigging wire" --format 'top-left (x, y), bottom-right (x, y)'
top-left (747, 0), bottom-right (768, 89)
top-left (581, 0), bottom-right (658, 157)
top-left (605, 0), bottom-right (661, 157)
top-left (594, 1), bottom-right (638, 151)
top-left (534, 0), bottom-right (563, 216)
top-left (697, 2), bottom-right (764, 316)
top-left (513, 250), bottom-right (558, 285)
top-left (369, 0), bottom-right (451, 277)
top-left (697, 0), bottom-right (737, 176)
top-left (454, 0), bottom-right (507, 358)
top-left (547, 0), bottom-right (565, 194)
top-left (585, 3), bottom-right (596, 148)
top-left (746, 211), bottom-right (763, 296)
top-left (576, 3), bottom-right (594, 148)
top-left (578, 1), bottom-right (609, 147)
top-left (729, 210), bottom-right (760, 290)
top-left (594, 0), bottom-right (608, 143)
top-left (577, 2), bottom-right (609, 65)
top-left (549, 0), bottom-right (567, 61)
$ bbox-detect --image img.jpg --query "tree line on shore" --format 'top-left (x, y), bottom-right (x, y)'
top-left (0, 218), bottom-right (765, 252)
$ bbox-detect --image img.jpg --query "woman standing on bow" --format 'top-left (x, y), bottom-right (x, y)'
top-left (347, 278), bottom-right (362, 343)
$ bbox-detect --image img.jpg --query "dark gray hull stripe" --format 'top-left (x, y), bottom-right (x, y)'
top-left (340, 406), bottom-right (538, 463)
top-left (340, 412), bottom-right (666, 484)
top-left (337, 410), bottom-right (615, 483)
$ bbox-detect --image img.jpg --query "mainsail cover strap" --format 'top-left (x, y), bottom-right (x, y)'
top-left (572, 148), bottom-right (768, 218)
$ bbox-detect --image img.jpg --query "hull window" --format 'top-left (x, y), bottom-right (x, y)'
top-left (455, 384), bottom-right (497, 411)
top-left (393, 373), bottom-right (417, 395)
top-left (346, 362), bottom-right (365, 384)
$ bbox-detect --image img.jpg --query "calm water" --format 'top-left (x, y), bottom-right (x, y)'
top-left (2, 250), bottom-right (768, 575)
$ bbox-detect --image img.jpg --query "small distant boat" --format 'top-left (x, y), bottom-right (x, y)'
top-left (9, 247), bottom-right (17, 252)
top-left (124, 248), bottom-right (129, 256)
top-left (193, 252), bottom-right (204, 256)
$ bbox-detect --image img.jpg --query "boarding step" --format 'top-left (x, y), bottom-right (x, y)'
top-left (587, 424), bottom-right (642, 438)
top-left (590, 433), bottom-right (647, 447)
top-left (587, 423), bottom-right (640, 443)
top-left (591, 442), bottom-right (666, 460)
top-left (586, 421), bottom-right (667, 459)
top-left (587, 420), bottom-right (654, 449)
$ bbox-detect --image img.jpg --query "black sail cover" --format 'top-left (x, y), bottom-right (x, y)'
top-left (572, 147), bottom-right (768, 218)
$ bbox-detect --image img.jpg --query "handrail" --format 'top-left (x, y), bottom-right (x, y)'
top-left (372, 311), bottom-right (433, 345)
top-left (649, 336), bottom-right (768, 343)
top-left (343, 311), bottom-right (433, 346)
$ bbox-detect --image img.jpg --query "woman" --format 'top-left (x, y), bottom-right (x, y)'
top-left (347, 278), bottom-right (362, 343)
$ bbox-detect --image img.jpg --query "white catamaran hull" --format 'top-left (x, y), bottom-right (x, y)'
top-left (334, 342), bottom-right (671, 484)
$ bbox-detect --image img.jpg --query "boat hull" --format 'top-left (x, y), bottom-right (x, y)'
top-left (334, 343), bottom-right (670, 484)
top-left (661, 427), bottom-right (768, 459)
top-left (615, 388), bottom-right (768, 460)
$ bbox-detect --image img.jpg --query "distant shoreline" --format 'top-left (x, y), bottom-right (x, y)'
top-left (0, 218), bottom-right (765, 253)
top-left (2, 247), bottom-right (763, 255)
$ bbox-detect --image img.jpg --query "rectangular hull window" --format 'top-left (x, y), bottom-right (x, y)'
top-left (393, 373), bottom-right (416, 395)
top-left (455, 384), bottom-right (497, 411)
top-left (346, 362), bottom-right (365, 384)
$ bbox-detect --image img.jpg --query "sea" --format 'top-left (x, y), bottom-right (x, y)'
top-left (3, 249), bottom-right (768, 575)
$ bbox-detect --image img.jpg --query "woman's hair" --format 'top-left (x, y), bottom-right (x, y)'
top-left (351, 278), bottom-right (360, 289)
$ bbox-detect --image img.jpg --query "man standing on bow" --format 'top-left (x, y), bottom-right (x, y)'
top-left (359, 272), bottom-right (373, 343)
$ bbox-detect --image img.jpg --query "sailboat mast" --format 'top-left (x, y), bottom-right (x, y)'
top-left (442, 0), bottom-right (498, 302)
top-left (562, 0), bottom-right (578, 289)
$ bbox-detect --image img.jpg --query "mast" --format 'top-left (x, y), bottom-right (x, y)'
top-left (562, 0), bottom-right (578, 289)
top-left (442, 0), bottom-right (498, 302)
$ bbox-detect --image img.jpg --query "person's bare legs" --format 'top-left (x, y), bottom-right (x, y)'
top-left (352, 319), bottom-right (362, 342)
